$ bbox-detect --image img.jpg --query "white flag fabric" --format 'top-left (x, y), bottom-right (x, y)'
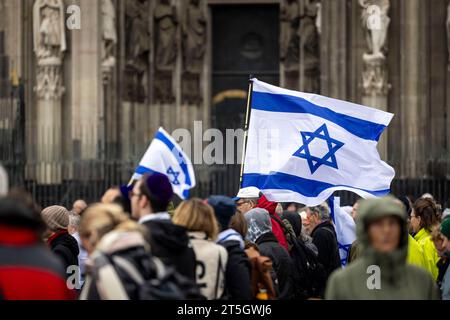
top-left (132, 127), bottom-right (196, 199)
top-left (330, 197), bottom-right (356, 266)
top-left (242, 79), bottom-right (395, 206)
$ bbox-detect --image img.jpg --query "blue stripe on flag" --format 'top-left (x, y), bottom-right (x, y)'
top-left (135, 165), bottom-right (156, 175)
top-left (242, 172), bottom-right (390, 198)
top-left (251, 91), bottom-right (386, 141)
top-left (154, 130), bottom-right (192, 186)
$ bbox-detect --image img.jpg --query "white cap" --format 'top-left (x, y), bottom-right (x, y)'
top-left (233, 187), bottom-right (261, 201)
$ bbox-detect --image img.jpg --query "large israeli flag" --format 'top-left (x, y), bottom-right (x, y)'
top-left (242, 79), bottom-right (395, 206)
top-left (132, 127), bottom-right (196, 199)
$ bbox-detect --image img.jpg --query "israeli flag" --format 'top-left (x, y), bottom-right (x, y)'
top-left (242, 79), bottom-right (395, 206)
top-left (329, 197), bottom-right (356, 266)
top-left (132, 127), bottom-right (196, 199)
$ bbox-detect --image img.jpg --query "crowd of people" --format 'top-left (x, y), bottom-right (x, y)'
top-left (0, 173), bottom-right (449, 300)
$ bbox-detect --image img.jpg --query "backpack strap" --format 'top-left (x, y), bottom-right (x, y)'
top-left (91, 252), bottom-right (130, 300)
top-left (112, 256), bottom-right (145, 285)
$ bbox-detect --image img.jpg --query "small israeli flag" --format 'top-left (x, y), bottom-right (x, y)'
top-left (242, 79), bottom-right (395, 206)
top-left (329, 197), bottom-right (356, 266)
top-left (132, 127), bottom-right (196, 199)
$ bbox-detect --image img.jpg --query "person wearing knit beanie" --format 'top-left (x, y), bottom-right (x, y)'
top-left (41, 205), bottom-right (70, 232)
top-left (41, 205), bottom-right (79, 276)
top-left (441, 218), bottom-right (450, 241)
top-left (440, 217), bottom-right (450, 300)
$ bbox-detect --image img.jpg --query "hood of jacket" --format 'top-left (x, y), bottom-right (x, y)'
top-left (357, 197), bottom-right (409, 283)
top-left (244, 208), bottom-right (272, 243)
top-left (256, 195), bottom-right (277, 215)
top-left (146, 219), bottom-right (191, 252)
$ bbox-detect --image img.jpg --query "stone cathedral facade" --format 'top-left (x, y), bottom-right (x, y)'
top-left (0, 0), bottom-right (449, 203)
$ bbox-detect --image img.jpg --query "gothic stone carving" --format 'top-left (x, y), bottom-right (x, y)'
top-left (281, 0), bottom-right (300, 71)
top-left (101, 0), bottom-right (117, 76)
top-left (154, 0), bottom-right (178, 104)
top-left (447, 1), bottom-right (450, 68)
top-left (33, 0), bottom-right (66, 100)
top-left (182, 0), bottom-right (206, 105)
top-left (300, 0), bottom-right (320, 93)
top-left (125, 0), bottom-right (150, 102)
top-left (360, 0), bottom-right (390, 96)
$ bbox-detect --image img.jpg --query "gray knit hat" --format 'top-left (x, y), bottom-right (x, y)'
top-left (41, 205), bottom-right (69, 231)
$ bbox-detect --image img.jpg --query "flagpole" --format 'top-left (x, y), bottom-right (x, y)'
top-left (239, 75), bottom-right (254, 188)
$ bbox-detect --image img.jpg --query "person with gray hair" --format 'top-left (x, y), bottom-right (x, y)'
top-left (68, 211), bottom-right (87, 286)
top-left (304, 202), bottom-right (341, 282)
top-left (245, 208), bottom-right (295, 299)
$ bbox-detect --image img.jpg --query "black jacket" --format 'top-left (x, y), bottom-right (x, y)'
top-left (142, 219), bottom-right (196, 282)
top-left (256, 232), bottom-right (295, 300)
top-left (220, 240), bottom-right (252, 300)
top-left (311, 221), bottom-right (341, 279)
top-left (49, 231), bottom-right (79, 276)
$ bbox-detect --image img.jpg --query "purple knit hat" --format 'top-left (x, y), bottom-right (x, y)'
top-left (143, 173), bottom-right (173, 205)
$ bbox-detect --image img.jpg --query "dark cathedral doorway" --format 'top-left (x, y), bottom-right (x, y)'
top-left (210, 4), bottom-right (279, 196)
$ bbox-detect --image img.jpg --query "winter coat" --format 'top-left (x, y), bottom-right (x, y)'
top-left (256, 196), bottom-right (289, 251)
top-left (189, 231), bottom-right (228, 300)
top-left (256, 232), bottom-right (295, 299)
top-left (0, 225), bottom-right (74, 300)
top-left (48, 229), bottom-right (79, 276)
top-left (325, 198), bottom-right (440, 300)
top-left (311, 220), bottom-right (341, 278)
top-left (407, 234), bottom-right (427, 270)
top-left (414, 228), bottom-right (440, 280)
top-left (441, 253), bottom-right (450, 300)
top-left (217, 229), bottom-right (252, 300)
top-left (142, 218), bottom-right (196, 282)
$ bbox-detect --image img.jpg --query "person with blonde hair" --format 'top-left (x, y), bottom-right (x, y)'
top-left (79, 203), bottom-right (150, 299)
top-left (173, 198), bottom-right (228, 300)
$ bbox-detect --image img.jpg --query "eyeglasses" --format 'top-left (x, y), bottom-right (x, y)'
top-left (236, 200), bottom-right (249, 207)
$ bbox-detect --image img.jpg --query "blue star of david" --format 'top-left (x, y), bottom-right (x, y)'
top-left (292, 124), bottom-right (344, 174)
top-left (166, 167), bottom-right (181, 185)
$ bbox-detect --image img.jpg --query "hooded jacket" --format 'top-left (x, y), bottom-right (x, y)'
top-left (256, 196), bottom-right (289, 251)
top-left (325, 197), bottom-right (439, 300)
top-left (245, 209), bottom-right (295, 299)
top-left (142, 218), bottom-right (196, 282)
top-left (48, 229), bottom-right (79, 275)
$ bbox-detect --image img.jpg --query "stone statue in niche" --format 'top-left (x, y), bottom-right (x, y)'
top-left (154, 0), bottom-right (178, 70)
top-left (280, 0), bottom-right (300, 71)
top-left (101, 0), bottom-right (117, 72)
top-left (447, 1), bottom-right (450, 68)
top-left (125, 0), bottom-right (150, 102)
top-left (359, 0), bottom-right (390, 96)
top-left (300, 0), bottom-right (320, 93)
top-left (33, 0), bottom-right (66, 63)
top-left (154, 0), bottom-right (177, 104)
top-left (359, 0), bottom-right (390, 61)
top-left (182, 0), bottom-right (206, 105)
top-left (33, 0), bottom-right (66, 100)
top-left (183, 0), bottom-right (206, 74)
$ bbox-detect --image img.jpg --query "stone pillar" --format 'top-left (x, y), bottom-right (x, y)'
top-left (359, 0), bottom-right (391, 160)
top-left (447, 0), bottom-right (450, 178)
top-left (320, 0), bottom-right (347, 99)
top-left (33, 0), bottom-right (66, 184)
top-left (70, 0), bottom-right (102, 166)
top-left (400, 0), bottom-right (426, 178)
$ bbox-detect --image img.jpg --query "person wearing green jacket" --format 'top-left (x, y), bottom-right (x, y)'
top-left (325, 197), bottom-right (439, 300)
top-left (411, 198), bottom-right (441, 280)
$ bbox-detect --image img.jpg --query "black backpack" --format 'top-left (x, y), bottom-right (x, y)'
top-left (271, 214), bottom-right (327, 299)
top-left (92, 251), bottom-right (204, 300)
